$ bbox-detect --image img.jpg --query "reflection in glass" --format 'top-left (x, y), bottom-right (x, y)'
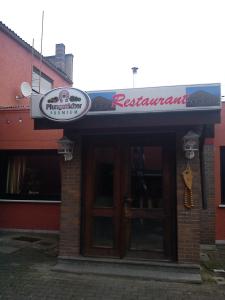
top-left (93, 217), bottom-right (113, 247)
top-left (94, 147), bottom-right (114, 207)
top-left (129, 218), bottom-right (164, 252)
top-left (131, 146), bottom-right (163, 208)
top-left (2, 153), bottom-right (60, 200)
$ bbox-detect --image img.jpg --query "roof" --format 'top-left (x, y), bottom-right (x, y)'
top-left (0, 21), bottom-right (73, 85)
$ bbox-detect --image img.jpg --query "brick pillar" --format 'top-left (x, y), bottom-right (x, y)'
top-left (176, 132), bottom-right (201, 264)
top-left (59, 136), bottom-right (81, 258)
top-left (200, 143), bottom-right (215, 244)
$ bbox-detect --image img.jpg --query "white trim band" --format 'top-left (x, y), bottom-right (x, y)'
top-left (0, 199), bottom-right (61, 204)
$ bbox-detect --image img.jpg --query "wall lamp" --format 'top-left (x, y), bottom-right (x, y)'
top-left (58, 136), bottom-right (74, 161)
top-left (182, 130), bottom-right (199, 160)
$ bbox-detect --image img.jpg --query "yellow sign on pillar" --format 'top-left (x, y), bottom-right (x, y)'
top-left (182, 165), bottom-right (194, 209)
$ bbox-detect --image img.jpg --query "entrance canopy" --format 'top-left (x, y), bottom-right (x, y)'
top-left (31, 83), bottom-right (221, 130)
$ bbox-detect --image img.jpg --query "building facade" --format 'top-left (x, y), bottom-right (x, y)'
top-left (214, 102), bottom-right (225, 243)
top-left (32, 84), bottom-right (221, 266)
top-left (1, 21), bottom-right (225, 276)
top-left (0, 21), bottom-right (73, 232)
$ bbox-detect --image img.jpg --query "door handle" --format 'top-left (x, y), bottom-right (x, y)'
top-left (124, 206), bottom-right (132, 218)
top-left (124, 196), bottom-right (132, 218)
top-left (123, 196), bottom-right (133, 206)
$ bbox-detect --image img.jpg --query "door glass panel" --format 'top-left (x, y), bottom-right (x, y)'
top-left (93, 217), bottom-right (113, 247)
top-left (130, 146), bottom-right (163, 209)
top-left (94, 147), bottom-right (114, 207)
top-left (129, 218), bottom-right (164, 252)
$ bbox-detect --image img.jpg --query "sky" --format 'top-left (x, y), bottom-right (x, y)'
top-left (1, 0), bottom-right (225, 94)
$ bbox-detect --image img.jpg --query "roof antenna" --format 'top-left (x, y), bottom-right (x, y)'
top-left (39, 10), bottom-right (44, 93)
top-left (31, 38), bottom-right (34, 92)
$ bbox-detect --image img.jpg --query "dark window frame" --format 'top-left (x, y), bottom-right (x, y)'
top-left (220, 147), bottom-right (225, 205)
top-left (32, 66), bottom-right (53, 94)
top-left (0, 150), bottom-right (61, 201)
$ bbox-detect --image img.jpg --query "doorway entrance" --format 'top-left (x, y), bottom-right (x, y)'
top-left (82, 134), bottom-right (176, 260)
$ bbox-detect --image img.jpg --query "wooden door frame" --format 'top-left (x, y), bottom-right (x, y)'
top-left (119, 135), bottom-right (176, 260)
top-left (81, 133), bottom-right (177, 260)
top-left (82, 135), bottom-right (122, 257)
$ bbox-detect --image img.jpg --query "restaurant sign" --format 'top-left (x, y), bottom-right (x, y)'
top-left (40, 88), bottom-right (91, 121)
top-left (88, 83), bottom-right (221, 115)
top-left (33, 83), bottom-right (221, 121)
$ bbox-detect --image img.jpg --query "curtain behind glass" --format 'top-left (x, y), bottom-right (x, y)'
top-left (6, 156), bottom-right (26, 194)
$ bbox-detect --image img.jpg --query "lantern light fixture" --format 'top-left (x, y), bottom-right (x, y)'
top-left (58, 136), bottom-right (74, 161)
top-left (182, 130), bottom-right (199, 160)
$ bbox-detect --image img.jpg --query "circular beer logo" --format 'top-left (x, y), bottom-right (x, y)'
top-left (40, 87), bottom-right (92, 122)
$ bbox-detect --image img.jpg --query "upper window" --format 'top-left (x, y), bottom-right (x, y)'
top-left (0, 151), bottom-right (61, 201)
top-left (220, 147), bottom-right (225, 205)
top-left (32, 67), bottom-right (53, 94)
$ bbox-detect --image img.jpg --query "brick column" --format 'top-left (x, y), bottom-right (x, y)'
top-left (59, 136), bottom-right (81, 258)
top-left (200, 143), bottom-right (215, 244)
top-left (176, 132), bottom-right (201, 264)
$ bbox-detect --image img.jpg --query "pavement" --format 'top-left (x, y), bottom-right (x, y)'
top-left (0, 231), bottom-right (225, 300)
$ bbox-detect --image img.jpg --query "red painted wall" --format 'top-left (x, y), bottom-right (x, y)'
top-left (0, 202), bottom-right (60, 231)
top-left (214, 102), bottom-right (225, 241)
top-left (0, 109), bottom-right (63, 149)
top-left (0, 26), bottom-right (71, 231)
top-left (0, 30), bottom-right (70, 107)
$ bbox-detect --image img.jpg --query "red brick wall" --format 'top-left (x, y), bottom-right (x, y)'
top-left (58, 132), bottom-right (202, 264)
top-left (59, 137), bottom-right (81, 257)
top-left (200, 143), bottom-right (215, 244)
top-left (176, 131), bottom-right (201, 263)
top-left (214, 103), bottom-right (225, 241)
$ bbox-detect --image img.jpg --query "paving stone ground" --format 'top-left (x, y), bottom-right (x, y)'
top-left (1, 233), bottom-right (225, 300)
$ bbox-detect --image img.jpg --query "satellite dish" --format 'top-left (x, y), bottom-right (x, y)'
top-left (20, 82), bottom-right (32, 97)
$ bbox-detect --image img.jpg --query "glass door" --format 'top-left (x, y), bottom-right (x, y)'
top-left (83, 135), bottom-right (176, 260)
top-left (83, 137), bottom-right (121, 257)
top-left (121, 146), bottom-right (168, 259)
